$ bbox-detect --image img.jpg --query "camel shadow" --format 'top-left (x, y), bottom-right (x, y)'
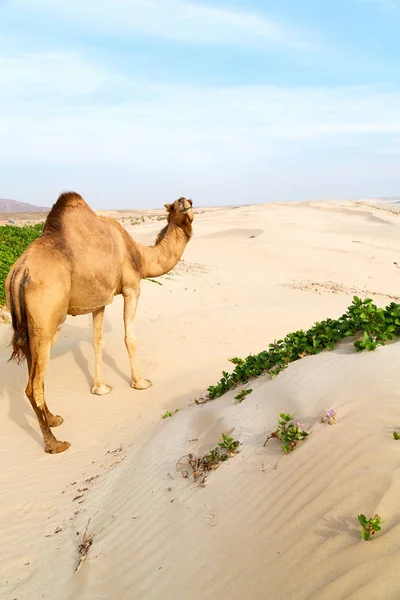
top-left (315, 514), bottom-right (360, 540)
top-left (103, 350), bottom-right (131, 386)
top-left (55, 342), bottom-right (131, 388)
top-left (0, 360), bottom-right (44, 448)
top-left (51, 319), bottom-right (131, 387)
top-left (1, 315), bottom-right (131, 445)
top-left (8, 388), bottom-right (44, 448)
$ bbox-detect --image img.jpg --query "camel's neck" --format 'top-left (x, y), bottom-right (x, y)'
top-left (138, 221), bottom-right (192, 278)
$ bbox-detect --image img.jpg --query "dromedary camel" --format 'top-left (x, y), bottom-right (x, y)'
top-left (6, 192), bottom-right (194, 454)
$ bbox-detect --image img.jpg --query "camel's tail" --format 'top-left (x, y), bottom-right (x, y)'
top-left (8, 267), bottom-right (31, 364)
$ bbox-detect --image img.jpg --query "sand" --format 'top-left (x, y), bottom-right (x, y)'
top-left (1, 199), bottom-right (400, 599)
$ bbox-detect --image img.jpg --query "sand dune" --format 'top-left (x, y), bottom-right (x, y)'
top-left (201, 228), bottom-right (264, 239)
top-left (1, 200), bottom-right (400, 599)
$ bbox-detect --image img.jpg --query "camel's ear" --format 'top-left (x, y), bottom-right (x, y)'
top-left (188, 199), bottom-right (193, 206)
top-left (164, 203), bottom-right (171, 212)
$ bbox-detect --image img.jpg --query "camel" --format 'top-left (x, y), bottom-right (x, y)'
top-left (6, 192), bottom-right (194, 454)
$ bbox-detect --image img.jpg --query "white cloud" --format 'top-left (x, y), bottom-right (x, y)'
top-left (1, 4), bottom-right (399, 204)
top-left (1, 49), bottom-right (400, 173)
top-left (9, 0), bottom-right (314, 51)
top-left (1, 83), bottom-right (400, 167)
top-left (0, 52), bottom-right (109, 98)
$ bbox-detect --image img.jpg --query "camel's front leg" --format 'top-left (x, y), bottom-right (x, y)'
top-left (123, 288), bottom-right (152, 390)
top-left (91, 307), bottom-right (112, 395)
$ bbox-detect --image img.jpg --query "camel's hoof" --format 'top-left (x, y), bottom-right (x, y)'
top-left (131, 378), bottom-right (152, 390)
top-left (91, 384), bottom-right (112, 396)
top-left (48, 415), bottom-right (64, 427)
top-left (45, 440), bottom-right (71, 454)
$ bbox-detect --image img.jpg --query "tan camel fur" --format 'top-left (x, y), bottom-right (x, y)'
top-left (6, 192), bottom-right (194, 454)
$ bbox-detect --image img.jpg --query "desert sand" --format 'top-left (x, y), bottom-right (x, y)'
top-left (1, 199), bottom-right (400, 600)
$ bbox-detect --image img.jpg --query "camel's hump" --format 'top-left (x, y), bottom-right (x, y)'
top-left (52, 192), bottom-right (89, 211)
top-left (44, 192), bottom-right (93, 226)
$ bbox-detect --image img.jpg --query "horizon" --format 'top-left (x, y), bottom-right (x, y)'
top-left (1, 1), bottom-right (400, 209)
top-left (3, 195), bottom-right (400, 214)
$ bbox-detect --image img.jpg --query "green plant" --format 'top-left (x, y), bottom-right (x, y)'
top-left (162, 409), bottom-right (179, 419)
top-left (197, 297), bottom-right (400, 403)
top-left (218, 433), bottom-right (240, 453)
top-left (358, 514), bottom-right (383, 541)
top-left (393, 431), bottom-right (400, 440)
top-left (347, 297), bottom-right (397, 351)
top-left (264, 413), bottom-right (309, 454)
top-left (145, 278), bottom-right (163, 286)
top-left (177, 434), bottom-right (240, 485)
top-left (202, 448), bottom-right (221, 465)
top-left (234, 388), bottom-right (253, 403)
top-left (0, 223), bottom-right (43, 305)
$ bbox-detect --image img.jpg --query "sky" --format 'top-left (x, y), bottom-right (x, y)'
top-left (1, 0), bottom-right (400, 209)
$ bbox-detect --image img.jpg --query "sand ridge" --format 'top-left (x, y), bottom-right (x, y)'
top-left (1, 200), bottom-right (400, 599)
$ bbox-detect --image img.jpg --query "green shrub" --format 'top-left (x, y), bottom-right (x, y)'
top-left (200, 297), bottom-right (400, 402)
top-left (264, 413), bottom-right (309, 454)
top-left (0, 223), bottom-right (43, 305)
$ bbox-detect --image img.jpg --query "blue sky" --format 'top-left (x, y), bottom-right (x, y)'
top-left (1, 0), bottom-right (400, 208)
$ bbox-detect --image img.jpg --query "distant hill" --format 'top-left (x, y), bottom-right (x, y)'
top-left (0, 198), bottom-right (49, 213)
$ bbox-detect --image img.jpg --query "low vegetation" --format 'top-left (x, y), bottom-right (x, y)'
top-left (234, 388), bottom-right (253, 403)
top-left (201, 297), bottom-right (400, 402)
top-left (321, 408), bottom-right (337, 425)
top-left (129, 214), bottom-right (167, 226)
top-left (264, 413), bottom-right (309, 454)
top-left (358, 514), bottom-right (383, 541)
top-left (162, 409), bottom-right (179, 419)
top-left (0, 223), bottom-right (43, 305)
top-left (177, 434), bottom-right (240, 486)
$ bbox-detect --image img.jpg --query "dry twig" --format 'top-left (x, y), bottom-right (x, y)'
top-left (75, 518), bottom-right (94, 572)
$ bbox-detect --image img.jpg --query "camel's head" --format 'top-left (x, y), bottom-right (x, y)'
top-left (164, 197), bottom-right (194, 226)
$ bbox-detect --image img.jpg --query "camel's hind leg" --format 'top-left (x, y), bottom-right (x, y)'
top-left (25, 336), bottom-right (70, 454)
top-left (26, 352), bottom-right (63, 427)
top-left (91, 307), bottom-right (112, 395)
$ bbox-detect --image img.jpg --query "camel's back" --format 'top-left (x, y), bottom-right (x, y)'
top-left (43, 192), bottom-right (144, 312)
top-left (7, 193), bottom-right (143, 314)
top-left (6, 193), bottom-right (89, 286)
top-left (42, 192), bottom-right (124, 260)
top-left (45, 190), bottom-right (128, 278)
